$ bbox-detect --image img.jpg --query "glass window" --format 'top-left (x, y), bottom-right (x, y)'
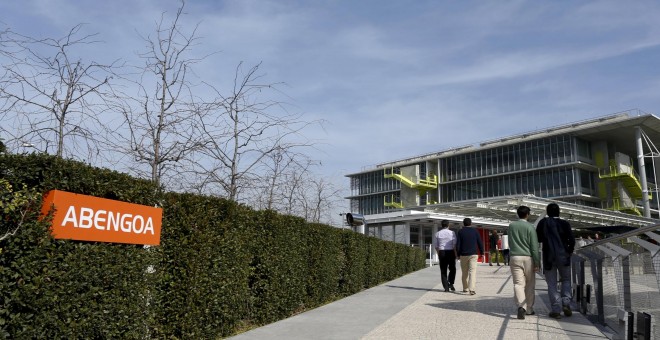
top-left (566, 169), bottom-right (576, 195)
top-left (580, 169), bottom-right (594, 193)
top-left (382, 225), bottom-right (394, 241)
top-left (393, 225), bottom-right (406, 243)
top-left (410, 225), bottom-right (420, 246)
top-left (577, 138), bottom-right (591, 159)
top-left (423, 226), bottom-right (433, 249)
top-left (544, 141), bottom-right (552, 166)
top-left (476, 151), bottom-right (483, 177)
top-left (526, 143), bottom-right (534, 168)
top-left (553, 170), bottom-right (561, 196)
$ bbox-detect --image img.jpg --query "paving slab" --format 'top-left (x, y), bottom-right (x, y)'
top-left (228, 263), bottom-right (610, 340)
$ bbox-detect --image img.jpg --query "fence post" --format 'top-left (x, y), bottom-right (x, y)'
top-left (639, 233), bottom-right (660, 291)
top-left (580, 249), bottom-right (606, 325)
top-left (428, 245), bottom-right (435, 267)
top-left (637, 312), bottom-right (652, 340)
top-left (597, 243), bottom-right (632, 321)
top-left (573, 255), bottom-right (587, 314)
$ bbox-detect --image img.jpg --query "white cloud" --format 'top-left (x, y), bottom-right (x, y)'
top-left (3, 0), bottom-right (660, 220)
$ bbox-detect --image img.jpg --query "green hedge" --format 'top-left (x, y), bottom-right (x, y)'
top-left (0, 154), bottom-right (426, 338)
top-left (150, 192), bottom-right (253, 338)
top-left (0, 154), bottom-right (157, 339)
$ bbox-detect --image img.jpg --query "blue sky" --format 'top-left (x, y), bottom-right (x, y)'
top-left (3, 0), bottom-right (660, 223)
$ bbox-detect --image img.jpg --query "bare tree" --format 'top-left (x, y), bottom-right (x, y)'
top-left (304, 176), bottom-right (342, 224)
top-left (194, 61), bottom-right (317, 202)
top-left (253, 148), bottom-right (306, 211)
top-left (0, 25), bottom-right (116, 160)
top-left (247, 153), bottom-right (342, 225)
top-left (114, 1), bottom-right (205, 189)
top-left (0, 25), bottom-right (15, 58)
top-left (276, 162), bottom-right (342, 224)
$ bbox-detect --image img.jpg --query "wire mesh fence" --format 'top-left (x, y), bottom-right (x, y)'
top-left (572, 225), bottom-right (660, 340)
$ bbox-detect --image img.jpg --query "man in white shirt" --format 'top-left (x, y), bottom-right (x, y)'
top-left (433, 220), bottom-right (457, 292)
top-left (502, 233), bottom-right (510, 266)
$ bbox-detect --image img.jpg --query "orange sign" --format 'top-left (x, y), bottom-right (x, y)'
top-left (41, 190), bottom-right (162, 245)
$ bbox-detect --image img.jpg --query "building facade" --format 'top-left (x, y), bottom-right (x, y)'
top-left (345, 110), bottom-right (660, 253)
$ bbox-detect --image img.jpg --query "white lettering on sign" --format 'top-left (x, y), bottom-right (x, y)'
top-left (61, 205), bottom-right (155, 234)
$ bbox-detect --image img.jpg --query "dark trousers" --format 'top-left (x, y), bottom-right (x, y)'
top-left (503, 249), bottom-right (510, 265)
top-left (437, 249), bottom-right (456, 290)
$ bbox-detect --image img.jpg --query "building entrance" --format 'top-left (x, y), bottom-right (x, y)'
top-left (409, 224), bottom-right (435, 250)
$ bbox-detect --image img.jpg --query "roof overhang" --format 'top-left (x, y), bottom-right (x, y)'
top-left (363, 209), bottom-right (510, 228)
top-left (364, 195), bottom-right (657, 230)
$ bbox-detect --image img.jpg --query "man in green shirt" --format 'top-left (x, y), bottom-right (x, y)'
top-left (508, 205), bottom-right (540, 320)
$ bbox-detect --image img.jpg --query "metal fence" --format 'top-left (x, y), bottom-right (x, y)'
top-left (571, 223), bottom-right (660, 340)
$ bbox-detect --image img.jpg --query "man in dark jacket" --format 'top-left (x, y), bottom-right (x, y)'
top-left (456, 218), bottom-right (484, 295)
top-left (536, 203), bottom-right (575, 319)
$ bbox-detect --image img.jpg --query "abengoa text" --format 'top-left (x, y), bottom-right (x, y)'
top-left (60, 206), bottom-right (156, 234)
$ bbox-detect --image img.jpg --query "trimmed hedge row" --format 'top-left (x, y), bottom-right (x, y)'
top-left (0, 154), bottom-right (426, 338)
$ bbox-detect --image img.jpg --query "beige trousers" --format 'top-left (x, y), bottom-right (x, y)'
top-left (510, 255), bottom-right (535, 311)
top-left (460, 255), bottom-right (478, 292)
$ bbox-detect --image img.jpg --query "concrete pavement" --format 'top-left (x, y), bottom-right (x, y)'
top-left (228, 262), bottom-right (611, 340)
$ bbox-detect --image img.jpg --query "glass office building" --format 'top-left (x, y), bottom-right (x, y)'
top-left (346, 111), bottom-right (660, 250)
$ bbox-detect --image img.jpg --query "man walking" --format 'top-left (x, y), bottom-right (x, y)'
top-left (433, 220), bottom-right (457, 292)
top-left (489, 229), bottom-right (501, 266)
top-left (501, 232), bottom-right (510, 266)
top-left (536, 203), bottom-right (576, 319)
top-left (508, 206), bottom-right (540, 320)
top-left (456, 218), bottom-right (484, 295)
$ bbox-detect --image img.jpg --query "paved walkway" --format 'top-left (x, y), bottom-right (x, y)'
top-left (228, 263), bottom-right (612, 340)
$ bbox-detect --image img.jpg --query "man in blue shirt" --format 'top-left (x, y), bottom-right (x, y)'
top-left (456, 218), bottom-right (484, 295)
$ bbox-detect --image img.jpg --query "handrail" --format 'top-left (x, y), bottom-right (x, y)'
top-left (576, 221), bottom-right (660, 252)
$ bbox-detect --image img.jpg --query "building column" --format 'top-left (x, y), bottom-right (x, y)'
top-left (636, 126), bottom-right (651, 217)
top-left (404, 222), bottom-right (410, 246)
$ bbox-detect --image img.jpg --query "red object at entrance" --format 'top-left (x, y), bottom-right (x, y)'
top-left (476, 227), bottom-right (488, 263)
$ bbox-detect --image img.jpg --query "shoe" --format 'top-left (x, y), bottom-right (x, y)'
top-left (526, 310), bottom-right (536, 316)
top-left (497, 264), bottom-right (501, 266)
top-left (462, 289), bottom-right (469, 293)
top-left (489, 263), bottom-right (493, 266)
top-left (563, 305), bottom-right (572, 317)
top-left (517, 307), bottom-right (525, 320)
top-left (469, 291), bottom-right (476, 295)
top-left (449, 284), bottom-right (456, 291)
top-left (444, 288), bottom-right (450, 292)
top-left (549, 312), bottom-right (562, 319)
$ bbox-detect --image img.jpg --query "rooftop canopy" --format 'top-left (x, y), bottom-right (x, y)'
top-left (364, 195), bottom-right (656, 230)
